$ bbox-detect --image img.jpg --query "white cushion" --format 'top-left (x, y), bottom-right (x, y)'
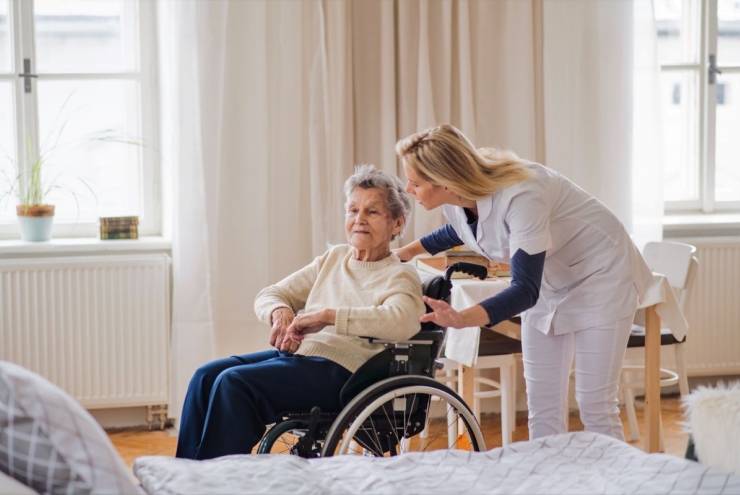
top-left (0, 361), bottom-right (140, 494)
top-left (0, 471), bottom-right (35, 495)
top-left (684, 380), bottom-right (740, 476)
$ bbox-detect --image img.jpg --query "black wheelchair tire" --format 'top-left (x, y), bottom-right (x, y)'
top-left (320, 375), bottom-right (485, 457)
top-left (257, 419), bottom-right (310, 455)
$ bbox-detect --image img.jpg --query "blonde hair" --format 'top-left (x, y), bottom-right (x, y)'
top-left (395, 124), bottom-right (532, 200)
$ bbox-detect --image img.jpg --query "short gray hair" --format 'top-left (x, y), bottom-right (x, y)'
top-left (344, 164), bottom-right (412, 240)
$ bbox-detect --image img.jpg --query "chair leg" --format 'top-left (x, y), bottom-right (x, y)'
top-left (501, 364), bottom-right (512, 446)
top-left (509, 359), bottom-right (517, 434)
top-left (623, 382), bottom-right (640, 442)
top-left (675, 343), bottom-right (690, 396)
top-left (473, 368), bottom-right (481, 423)
top-left (446, 399), bottom-right (458, 449)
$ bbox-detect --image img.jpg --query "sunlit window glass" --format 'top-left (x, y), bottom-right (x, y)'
top-left (37, 80), bottom-right (142, 223)
top-left (715, 73), bottom-right (740, 202)
top-left (34, 0), bottom-right (138, 73)
top-left (718, 0), bottom-right (740, 65)
top-left (655, 0), bottom-right (702, 65)
top-left (0, 81), bottom-right (15, 222)
top-left (0, 0), bottom-right (10, 72)
top-left (660, 71), bottom-right (700, 202)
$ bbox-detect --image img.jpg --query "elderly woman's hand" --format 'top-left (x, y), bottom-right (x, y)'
top-left (282, 309), bottom-right (336, 352)
top-left (270, 308), bottom-right (295, 350)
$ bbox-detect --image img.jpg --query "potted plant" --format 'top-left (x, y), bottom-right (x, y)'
top-left (14, 147), bottom-right (56, 242)
top-left (2, 96), bottom-right (144, 242)
top-left (3, 135), bottom-right (95, 242)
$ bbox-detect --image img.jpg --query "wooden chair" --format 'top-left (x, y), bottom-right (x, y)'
top-left (439, 327), bottom-right (521, 446)
top-left (620, 241), bottom-right (699, 447)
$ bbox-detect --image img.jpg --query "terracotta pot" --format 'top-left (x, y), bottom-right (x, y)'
top-left (16, 205), bottom-right (55, 241)
top-left (16, 205), bottom-right (55, 217)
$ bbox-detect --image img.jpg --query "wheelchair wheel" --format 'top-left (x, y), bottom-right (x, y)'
top-left (257, 419), bottom-right (315, 456)
top-left (321, 375), bottom-right (485, 457)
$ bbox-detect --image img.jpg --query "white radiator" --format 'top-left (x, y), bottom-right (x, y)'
top-left (0, 254), bottom-right (171, 409)
top-left (680, 239), bottom-right (740, 376)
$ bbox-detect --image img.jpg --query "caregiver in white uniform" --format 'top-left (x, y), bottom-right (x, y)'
top-left (394, 124), bottom-right (654, 441)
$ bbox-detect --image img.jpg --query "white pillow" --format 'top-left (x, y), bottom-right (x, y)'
top-left (0, 470), bottom-right (36, 495)
top-left (684, 380), bottom-right (740, 476)
top-left (0, 361), bottom-right (140, 494)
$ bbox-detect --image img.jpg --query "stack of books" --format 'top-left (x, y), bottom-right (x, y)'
top-left (444, 248), bottom-right (490, 268)
top-left (443, 248), bottom-right (510, 276)
top-left (416, 254), bottom-right (511, 279)
top-left (100, 216), bottom-right (139, 240)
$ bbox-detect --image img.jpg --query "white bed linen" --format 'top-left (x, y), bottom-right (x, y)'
top-left (133, 432), bottom-right (740, 495)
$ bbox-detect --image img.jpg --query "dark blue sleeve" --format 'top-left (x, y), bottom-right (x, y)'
top-left (419, 224), bottom-right (464, 256)
top-left (478, 249), bottom-right (545, 327)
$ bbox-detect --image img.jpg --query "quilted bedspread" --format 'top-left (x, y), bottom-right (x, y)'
top-left (133, 432), bottom-right (740, 494)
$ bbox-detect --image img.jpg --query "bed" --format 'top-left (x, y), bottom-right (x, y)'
top-left (132, 431), bottom-right (740, 495)
top-left (3, 361), bottom-right (740, 495)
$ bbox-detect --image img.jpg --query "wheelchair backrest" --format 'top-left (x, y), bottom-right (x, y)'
top-left (339, 262), bottom-right (488, 406)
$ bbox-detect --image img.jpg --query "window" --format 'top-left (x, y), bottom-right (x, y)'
top-left (656, 0), bottom-right (740, 212)
top-left (0, 0), bottom-right (159, 239)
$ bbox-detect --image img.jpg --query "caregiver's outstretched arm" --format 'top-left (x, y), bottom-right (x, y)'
top-left (393, 239), bottom-right (427, 262)
top-left (420, 297), bottom-right (490, 329)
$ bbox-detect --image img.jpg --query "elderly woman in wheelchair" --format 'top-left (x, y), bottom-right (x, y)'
top-left (176, 165), bottom-right (486, 460)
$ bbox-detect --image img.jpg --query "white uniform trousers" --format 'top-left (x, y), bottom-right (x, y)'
top-left (521, 314), bottom-right (633, 441)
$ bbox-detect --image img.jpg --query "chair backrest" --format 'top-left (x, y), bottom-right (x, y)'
top-left (642, 241), bottom-right (699, 311)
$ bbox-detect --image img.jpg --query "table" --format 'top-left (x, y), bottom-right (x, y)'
top-left (638, 274), bottom-right (688, 452)
top-left (421, 267), bottom-right (688, 453)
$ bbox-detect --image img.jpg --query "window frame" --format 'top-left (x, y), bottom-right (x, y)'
top-left (0, 0), bottom-right (160, 240)
top-left (662, 0), bottom-right (740, 214)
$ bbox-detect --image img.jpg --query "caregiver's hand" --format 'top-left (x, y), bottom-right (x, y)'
top-left (421, 296), bottom-right (490, 329)
top-left (392, 247), bottom-right (413, 262)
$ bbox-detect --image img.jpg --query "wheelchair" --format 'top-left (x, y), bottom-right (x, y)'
top-left (256, 262), bottom-right (488, 458)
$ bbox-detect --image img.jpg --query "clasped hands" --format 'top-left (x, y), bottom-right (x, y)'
top-left (270, 298), bottom-right (487, 354)
top-left (269, 307), bottom-right (332, 354)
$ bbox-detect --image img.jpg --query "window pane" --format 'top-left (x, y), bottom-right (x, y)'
top-left (715, 72), bottom-right (740, 202)
top-left (0, 0), bottom-right (10, 72)
top-left (661, 70), bottom-right (700, 202)
top-left (655, 0), bottom-right (702, 65)
top-left (34, 0), bottom-right (139, 73)
top-left (0, 81), bottom-right (16, 223)
top-left (37, 80), bottom-right (142, 223)
top-left (718, 0), bottom-right (740, 65)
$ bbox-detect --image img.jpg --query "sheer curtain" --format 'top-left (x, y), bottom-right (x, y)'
top-left (542, 0), bottom-right (664, 248)
top-left (158, 0), bottom-right (663, 422)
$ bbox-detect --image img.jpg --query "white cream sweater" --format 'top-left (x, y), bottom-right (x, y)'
top-left (254, 244), bottom-right (425, 372)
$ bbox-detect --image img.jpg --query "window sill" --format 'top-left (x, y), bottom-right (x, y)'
top-left (663, 212), bottom-right (740, 239)
top-left (0, 236), bottom-right (172, 257)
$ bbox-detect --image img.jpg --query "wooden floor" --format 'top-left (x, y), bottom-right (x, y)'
top-left (109, 394), bottom-right (689, 469)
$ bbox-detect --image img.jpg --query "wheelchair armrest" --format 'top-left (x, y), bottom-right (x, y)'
top-left (410, 329), bottom-right (445, 342)
top-left (360, 329), bottom-right (445, 346)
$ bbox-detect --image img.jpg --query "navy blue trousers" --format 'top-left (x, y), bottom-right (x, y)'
top-left (175, 350), bottom-right (352, 460)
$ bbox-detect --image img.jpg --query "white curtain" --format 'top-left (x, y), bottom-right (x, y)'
top-left (158, 0), bottom-right (663, 422)
top-left (631, 0), bottom-right (665, 249)
top-left (542, 0), bottom-right (664, 249)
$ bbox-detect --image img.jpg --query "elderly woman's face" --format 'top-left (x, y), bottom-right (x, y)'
top-left (345, 188), bottom-right (401, 258)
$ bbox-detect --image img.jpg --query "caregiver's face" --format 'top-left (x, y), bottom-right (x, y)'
top-left (403, 162), bottom-right (448, 210)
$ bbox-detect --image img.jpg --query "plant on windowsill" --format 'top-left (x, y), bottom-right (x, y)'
top-left (1, 133), bottom-right (97, 242)
top-left (14, 148), bottom-right (57, 242)
top-left (2, 92), bottom-right (150, 242)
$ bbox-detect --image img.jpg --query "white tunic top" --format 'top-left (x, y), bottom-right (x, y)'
top-left (441, 163), bottom-right (654, 335)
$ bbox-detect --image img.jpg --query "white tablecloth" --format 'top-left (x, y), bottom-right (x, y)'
top-left (634, 273), bottom-right (689, 340)
top-left (444, 277), bottom-right (511, 366)
top-left (433, 273), bottom-right (688, 367)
